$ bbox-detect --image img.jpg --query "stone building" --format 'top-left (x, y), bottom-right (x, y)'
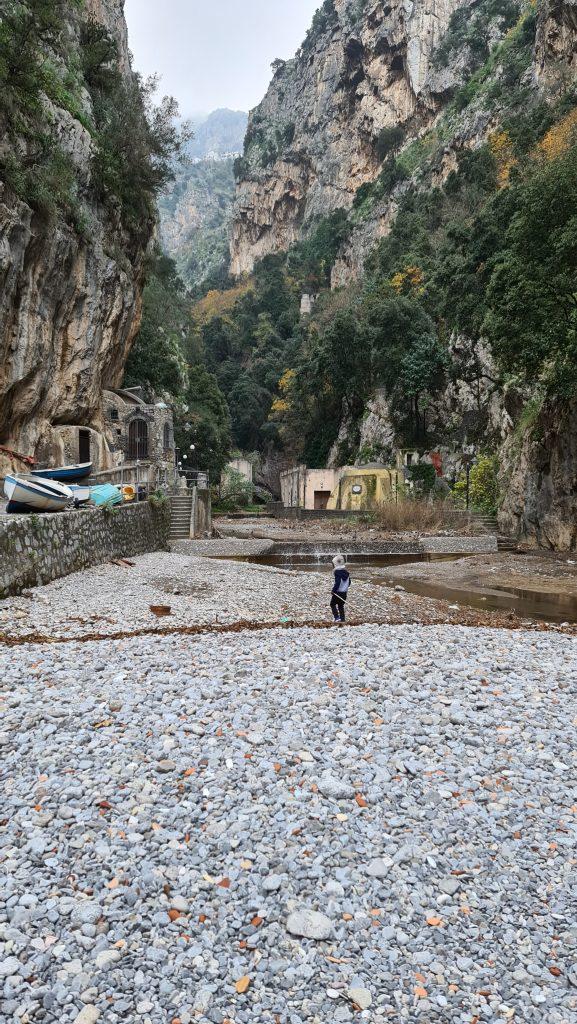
top-left (280, 464), bottom-right (404, 512)
top-left (103, 388), bottom-right (174, 469)
top-left (39, 388), bottom-right (175, 482)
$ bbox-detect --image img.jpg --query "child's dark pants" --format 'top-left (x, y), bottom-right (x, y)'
top-left (331, 593), bottom-right (346, 621)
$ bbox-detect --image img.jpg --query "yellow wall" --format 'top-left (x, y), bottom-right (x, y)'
top-left (327, 469), bottom-right (403, 511)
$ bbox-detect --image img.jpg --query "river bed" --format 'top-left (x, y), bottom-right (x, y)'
top-left (234, 550), bottom-right (577, 624)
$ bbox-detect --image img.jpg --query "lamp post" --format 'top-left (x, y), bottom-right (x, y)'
top-left (462, 446), bottom-right (476, 511)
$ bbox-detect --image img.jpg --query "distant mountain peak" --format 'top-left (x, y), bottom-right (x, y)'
top-left (188, 108), bottom-right (248, 160)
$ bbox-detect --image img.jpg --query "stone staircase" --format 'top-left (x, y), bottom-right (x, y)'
top-left (169, 493), bottom-right (193, 541)
top-left (464, 512), bottom-right (519, 553)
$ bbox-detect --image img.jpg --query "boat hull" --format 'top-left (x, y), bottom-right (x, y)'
top-left (31, 462), bottom-right (92, 482)
top-left (70, 485), bottom-right (91, 504)
top-left (4, 475), bottom-right (73, 512)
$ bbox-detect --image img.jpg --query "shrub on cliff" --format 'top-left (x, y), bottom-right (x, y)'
top-left (0, 4), bottom-right (188, 240)
top-left (90, 73), bottom-right (187, 238)
top-left (302, 0), bottom-right (338, 52)
top-left (0, 0), bottom-right (77, 125)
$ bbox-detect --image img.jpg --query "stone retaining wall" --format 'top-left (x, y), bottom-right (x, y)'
top-left (170, 535), bottom-right (498, 560)
top-left (0, 502), bottom-right (170, 598)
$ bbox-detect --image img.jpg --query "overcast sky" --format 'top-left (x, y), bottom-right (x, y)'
top-left (124, 0), bottom-right (321, 119)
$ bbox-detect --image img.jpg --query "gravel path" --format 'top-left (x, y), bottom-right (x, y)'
top-left (2, 624), bottom-right (577, 1023)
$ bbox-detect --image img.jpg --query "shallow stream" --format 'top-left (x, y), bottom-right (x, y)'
top-left (232, 551), bottom-right (577, 624)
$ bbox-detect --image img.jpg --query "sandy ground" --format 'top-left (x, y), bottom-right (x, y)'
top-left (386, 550), bottom-right (577, 593)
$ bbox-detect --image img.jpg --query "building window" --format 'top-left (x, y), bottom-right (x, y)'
top-left (110, 408), bottom-right (119, 421)
top-left (128, 418), bottom-right (149, 460)
top-left (163, 422), bottom-right (171, 450)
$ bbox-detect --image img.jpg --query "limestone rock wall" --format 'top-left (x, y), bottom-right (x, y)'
top-left (230, 0), bottom-right (465, 276)
top-left (499, 398), bottom-right (577, 551)
top-left (0, 1), bottom-right (150, 477)
top-left (231, 0), bottom-right (577, 550)
top-left (535, 0), bottom-right (577, 88)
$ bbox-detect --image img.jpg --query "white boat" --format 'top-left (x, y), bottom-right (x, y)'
top-left (69, 485), bottom-right (91, 505)
top-left (4, 475), bottom-right (73, 513)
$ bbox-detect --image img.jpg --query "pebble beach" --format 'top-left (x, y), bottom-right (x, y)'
top-left (2, 550), bottom-right (577, 1023)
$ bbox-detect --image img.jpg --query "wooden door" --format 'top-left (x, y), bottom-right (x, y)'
top-left (314, 490), bottom-right (331, 510)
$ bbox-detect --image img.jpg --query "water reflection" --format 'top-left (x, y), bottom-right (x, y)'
top-left (237, 552), bottom-right (577, 624)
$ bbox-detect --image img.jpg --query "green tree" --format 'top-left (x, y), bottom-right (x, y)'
top-left (175, 365), bottom-right (232, 478)
top-left (227, 374), bottom-right (270, 451)
top-left (454, 454), bottom-right (500, 515)
top-left (398, 333), bottom-right (449, 439)
top-left (90, 72), bottom-right (190, 238)
top-left (483, 144), bottom-right (577, 395)
top-left (0, 0), bottom-right (76, 124)
top-left (124, 252), bottom-right (191, 398)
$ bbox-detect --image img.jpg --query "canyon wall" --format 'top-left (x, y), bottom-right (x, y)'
top-left (230, 0), bottom-right (465, 276)
top-left (227, 0), bottom-right (577, 549)
top-left (0, 1), bottom-right (151, 476)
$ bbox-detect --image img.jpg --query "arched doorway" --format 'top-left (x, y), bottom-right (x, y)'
top-left (163, 422), bottom-right (171, 451)
top-left (128, 418), bottom-right (149, 460)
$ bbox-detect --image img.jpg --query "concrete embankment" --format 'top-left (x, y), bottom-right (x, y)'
top-left (171, 534), bottom-right (498, 559)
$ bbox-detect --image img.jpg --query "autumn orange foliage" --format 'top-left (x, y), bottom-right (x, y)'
top-left (192, 281), bottom-right (253, 325)
top-left (536, 107), bottom-right (577, 162)
top-left (270, 367), bottom-right (296, 416)
top-left (391, 265), bottom-right (425, 295)
top-left (489, 131), bottom-right (516, 188)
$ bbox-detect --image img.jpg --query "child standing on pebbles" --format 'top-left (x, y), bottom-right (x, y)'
top-left (330, 554), bottom-right (351, 623)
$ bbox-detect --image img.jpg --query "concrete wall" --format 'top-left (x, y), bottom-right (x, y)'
top-left (328, 468), bottom-right (403, 511)
top-left (0, 502), bottom-right (170, 599)
top-left (303, 469), bottom-right (340, 510)
top-left (280, 465), bottom-right (402, 511)
top-left (226, 458), bottom-right (254, 484)
top-left (280, 466), bottom-right (303, 508)
top-left (280, 466), bottom-right (340, 509)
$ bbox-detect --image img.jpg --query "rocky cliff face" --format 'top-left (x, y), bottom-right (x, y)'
top-left (535, 0), bottom-right (577, 87)
top-left (85, 0), bottom-right (130, 71)
top-left (230, 0), bottom-right (464, 276)
top-left (0, 2), bottom-right (151, 476)
top-left (499, 0), bottom-right (577, 547)
top-left (159, 159), bottom-right (237, 289)
top-left (226, 0), bottom-right (577, 550)
top-left (500, 398), bottom-right (577, 550)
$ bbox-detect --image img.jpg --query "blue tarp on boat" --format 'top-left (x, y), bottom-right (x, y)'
top-left (90, 484), bottom-right (122, 507)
